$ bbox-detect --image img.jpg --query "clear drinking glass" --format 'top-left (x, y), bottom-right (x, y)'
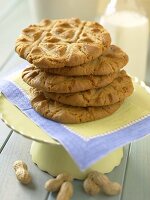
top-left (28, 0), bottom-right (99, 22)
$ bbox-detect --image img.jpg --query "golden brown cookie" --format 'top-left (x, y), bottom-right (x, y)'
top-left (22, 65), bottom-right (119, 93)
top-left (15, 18), bottom-right (111, 68)
top-left (42, 45), bottom-right (128, 76)
top-left (43, 71), bottom-right (134, 107)
top-left (30, 88), bottom-right (123, 124)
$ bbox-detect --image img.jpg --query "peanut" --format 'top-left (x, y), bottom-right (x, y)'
top-left (88, 170), bottom-right (109, 187)
top-left (102, 181), bottom-right (122, 196)
top-left (13, 160), bottom-right (32, 184)
top-left (56, 182), bottom-right (73, 200)
top-left (45, 173), bottom-right (73, 192)
top-left (83, 177), bottom-right (101, 196)
top-left (84, 170), bottom-right (122, 196)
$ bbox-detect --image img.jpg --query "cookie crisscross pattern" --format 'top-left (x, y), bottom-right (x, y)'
top-left (16, 18), bottom-right (111, 68)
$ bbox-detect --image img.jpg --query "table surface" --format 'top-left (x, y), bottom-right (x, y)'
top-left (0, 1), bottom-right (150, 200)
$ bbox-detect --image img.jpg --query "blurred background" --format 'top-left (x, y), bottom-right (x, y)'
top-left (0, 0), bottom-right (150, 84)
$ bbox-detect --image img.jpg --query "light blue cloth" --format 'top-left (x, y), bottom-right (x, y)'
top-left (1, 80), bottom-right (150, 170)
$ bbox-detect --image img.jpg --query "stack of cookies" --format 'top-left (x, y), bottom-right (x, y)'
top-left (15, 18), bottom-right (134, 124)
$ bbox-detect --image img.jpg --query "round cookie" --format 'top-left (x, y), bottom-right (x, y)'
top-left (43, 71), bottom-right (134, 107)
top-left (15, 18), bottom-right (111, 68)
top-left (30, 88), bottom-right (123, 124)
top-left (22, 65), bottom-right (119, 93)
top-left (42, 45), bottom-right (128, 76)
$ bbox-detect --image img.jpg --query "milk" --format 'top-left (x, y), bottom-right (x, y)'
top-left (100, 11), bottom-right (149, 81)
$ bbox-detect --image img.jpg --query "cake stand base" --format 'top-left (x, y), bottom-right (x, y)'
top-left (30, 141), bottom-right (123, 180)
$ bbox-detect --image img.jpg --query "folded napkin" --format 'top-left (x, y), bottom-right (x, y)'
top-left (0, 68), bottom-right (150, 170)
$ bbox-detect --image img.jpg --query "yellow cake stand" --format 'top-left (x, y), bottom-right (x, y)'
top-left (1, 76), bottom-right (150, 179)
top-left (0, 93), bottom-right (123, 180)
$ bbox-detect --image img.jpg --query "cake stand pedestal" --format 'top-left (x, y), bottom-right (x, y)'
top-left (30, 141), bottom-right (123, 180)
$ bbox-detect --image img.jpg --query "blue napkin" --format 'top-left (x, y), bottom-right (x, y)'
top-left (0, 75), bottom-right (150, 170)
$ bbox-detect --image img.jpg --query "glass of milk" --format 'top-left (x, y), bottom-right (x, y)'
top-left (100, 0), bottom-right (149, 81)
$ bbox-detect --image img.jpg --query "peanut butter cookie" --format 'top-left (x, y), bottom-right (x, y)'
top-left (30, 88), bottom-right (123, 124)
top-left (43, 71), bottom-right (133, 107)
top-left (16, 18), bottom-right (111, 68)
top-left (22, 65), bottom-right (118, 93)
top-left (42, 45), bottom-right (128, 76)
